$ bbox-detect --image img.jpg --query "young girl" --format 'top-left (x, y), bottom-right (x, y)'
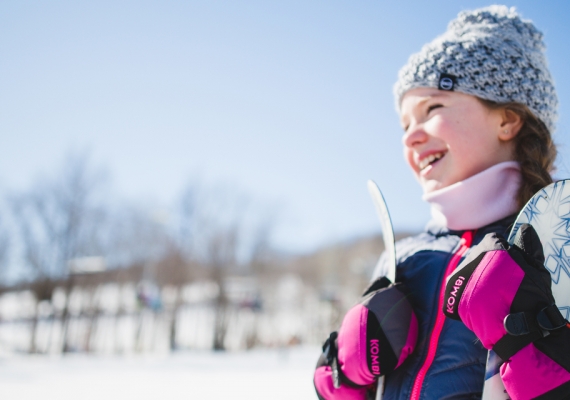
top-left (314, 6), bottom-right (570, 399)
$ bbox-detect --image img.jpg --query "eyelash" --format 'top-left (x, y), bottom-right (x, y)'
top-left (427, 104), bottom-right (443, 113)
top-left (403, 103), bottom-right (443, 132)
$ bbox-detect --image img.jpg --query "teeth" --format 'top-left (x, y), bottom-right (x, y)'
top-left (418, 152), bottom-right (444, 170)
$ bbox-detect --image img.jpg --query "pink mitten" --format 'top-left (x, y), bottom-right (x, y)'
top-left (444, 224), bottom-right (570, 399)
top-left (314, 278), bottom-right (418, 399)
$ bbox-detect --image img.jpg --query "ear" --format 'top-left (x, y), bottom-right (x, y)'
top-left (497, 108), bottom-right (523, 141)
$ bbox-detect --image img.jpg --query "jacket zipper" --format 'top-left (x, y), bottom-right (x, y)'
top-left (409, 230), bottom-right (474, 400)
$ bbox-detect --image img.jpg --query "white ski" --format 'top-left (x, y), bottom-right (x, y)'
top-left (367, 180), bottom-right (397, 400)
top-left (482, 179), bottom-right (570, 399)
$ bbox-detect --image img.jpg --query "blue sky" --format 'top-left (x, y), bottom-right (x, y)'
top-left (1, 1), bottom-right (569, 252)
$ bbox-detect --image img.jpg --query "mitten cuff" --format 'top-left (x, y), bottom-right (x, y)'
top-left (501, 343), bottom-right (570, 400)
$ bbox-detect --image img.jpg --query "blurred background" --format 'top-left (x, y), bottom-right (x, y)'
top-left (0, 1), bottom-right (569, 398)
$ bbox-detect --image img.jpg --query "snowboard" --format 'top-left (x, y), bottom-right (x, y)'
top-left (367, 180), bottom-right (397, 400)
top-left (482, 179), bottom-right (570, 399)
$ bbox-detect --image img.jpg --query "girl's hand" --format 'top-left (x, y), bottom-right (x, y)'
top-left (443, 224), bottom-right (570, 399)
top-left (313, 278), bottom-right (418, 399)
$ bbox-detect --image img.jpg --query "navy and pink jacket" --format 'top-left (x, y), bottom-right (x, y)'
top-left (372, 216), bottom-right (509, 399)
top-left (374, 215), bottom-right (570, 399)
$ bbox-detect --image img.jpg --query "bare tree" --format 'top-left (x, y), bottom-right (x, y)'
top-left (0, 211), bottom-right (11, 283)
top-left (207, 226), bottom-right (238, 351)
top-left (180, 183), bottom-right (277, 351)
top-left (155, 247), bottom-right (190, 351)
top-left (9, 152), bottom-right (108, 353)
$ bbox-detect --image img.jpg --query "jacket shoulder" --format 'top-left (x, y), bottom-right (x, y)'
top-left (372, 231), bottom-right (459, 280)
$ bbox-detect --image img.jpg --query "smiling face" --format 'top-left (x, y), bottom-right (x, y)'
top-left (400, 88), bottom-right (518, 193)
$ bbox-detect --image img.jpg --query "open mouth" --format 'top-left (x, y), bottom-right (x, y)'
top-left (418, 152), bottom-right (445, 171)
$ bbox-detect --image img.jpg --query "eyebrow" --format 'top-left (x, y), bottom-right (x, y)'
top-left (417, 93), bottom-right (448, 105)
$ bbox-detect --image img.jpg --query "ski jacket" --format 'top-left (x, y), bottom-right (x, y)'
top-left (372, 215), bottom-right (515, 399)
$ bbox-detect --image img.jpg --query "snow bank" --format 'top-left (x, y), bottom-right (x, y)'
top-left (0, 346), bottom-right (320, 400)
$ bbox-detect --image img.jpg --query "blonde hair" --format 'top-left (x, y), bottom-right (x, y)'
top-left (480, 100), bottom-right (557, 208)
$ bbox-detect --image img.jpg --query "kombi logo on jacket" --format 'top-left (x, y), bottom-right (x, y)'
top-left (446, 276), bottom-right (465, 315)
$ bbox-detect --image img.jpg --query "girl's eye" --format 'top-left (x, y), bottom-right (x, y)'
top-left (427, 104), bottom-right (443, 114)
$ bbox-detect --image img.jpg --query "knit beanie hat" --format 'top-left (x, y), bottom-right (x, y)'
top-left (394, 5), bottom-right (558, 133)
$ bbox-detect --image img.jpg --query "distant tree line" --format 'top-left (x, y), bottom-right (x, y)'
top-left (0, 152), bottom-right (393, 354)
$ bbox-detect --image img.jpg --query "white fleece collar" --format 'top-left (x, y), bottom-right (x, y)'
top-left (422, 161), bottom-right (521, 231)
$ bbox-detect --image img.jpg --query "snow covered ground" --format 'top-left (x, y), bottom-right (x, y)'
top-left (0, 346), bottom-right (319, 400)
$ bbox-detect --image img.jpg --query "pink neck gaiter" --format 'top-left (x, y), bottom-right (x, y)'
top-left (422, 161), bottom-right (521, 230)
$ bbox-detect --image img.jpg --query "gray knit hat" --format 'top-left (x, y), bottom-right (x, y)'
top-left (394, 5), bottom-right (558, 133)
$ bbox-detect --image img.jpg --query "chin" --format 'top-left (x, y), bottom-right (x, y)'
top-left (421, 180), bottom-right (442, 194)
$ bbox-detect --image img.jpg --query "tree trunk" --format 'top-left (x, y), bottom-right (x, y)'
top-left (28, 299), bottom-right (40, 354)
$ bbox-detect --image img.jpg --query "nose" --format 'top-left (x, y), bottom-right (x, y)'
top-left (402, 123), bottom-right (428, 149)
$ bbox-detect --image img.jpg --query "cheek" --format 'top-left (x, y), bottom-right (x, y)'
top-left (429, 117), bottom-right (474, 156)
top-left (427, 117), bottom-right (455, 141)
